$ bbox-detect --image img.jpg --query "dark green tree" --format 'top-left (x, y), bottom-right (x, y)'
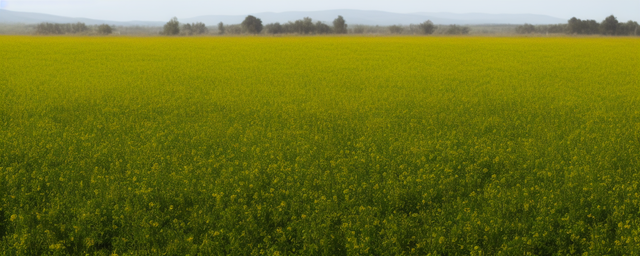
top-left (182, 22), bottom-right (207, 35)
top-left (97, 24), bottom-right (113, 35)
top-left (265, 23), bottom-right (283, 34)
top-left (315, 21), bottom-right (332, 34)
top-left (70, 22), bottom-right (88, 33)
top-left (182, 23), bottom-right (192, 35)
top-left (445, 25), bottom-right (470, 35)
top-left (333, 16), bottom-right (347, 34)
top-left (515, 23), bottom-right (536, 34)
top-left (417, 20), bottom-right (436, 34)
top-left (162, 17), bottom-right (180, 35)
top-left (389, 25), bottom-right (403, 34)
top-left (218, 22), bottom-right (225, 35)
top-left (601, 15), bottom-right (619, 35)
top-left (568, 17), bottom-right (601, 34)
top-left (618, 20), bottom-right (639, 35)
top-left (241, 15), bottom-right (263, 34)
top-left (568, 17), bottom-right (581, 34)
top-left (192, 22), bottom-right (207, 35)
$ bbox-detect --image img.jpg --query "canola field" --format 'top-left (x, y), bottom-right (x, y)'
top-left (1, 36), bottom-right (639, 255)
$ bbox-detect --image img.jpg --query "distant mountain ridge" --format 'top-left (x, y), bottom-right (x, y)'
top-left (0, 10), bottom-right (163, 26)
top-left (0, 9), bottom-right (567, 26)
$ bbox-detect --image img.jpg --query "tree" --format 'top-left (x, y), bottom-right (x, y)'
top-left (389, 25), bottom-right (403, 34)
top-left (163, 17), bottom-right (180, 35)
top-left (417, 20), bottom-right (436, 34)
top-left (540, 24), bottom-right (568, 34)
top-left (618, 20), bottom-right (639, 36)
top-left (315, 21), bottom-right (332, 34)
top-left (241, 15), bottom-right (263, 34)
top-left (191, 22), bottom-right (207, 35)
top-left (35, 22), bottom-right (88, 34)
top-left (182, 23), bottom-right (192, 35)
top-left (568, 17), bottom-right (581, 34)
top-left (333, 16), bottom-right (347, 34)
top-left (445, 25), bottom-right (470, 35)
top-left (601, 15), bottom-right (619, 35)
top-left (352, 25), bottom-right (365, 34)
top-left (515, 23), bottom-right (536, 34)
top-left (301, 17), bottom-right (315, 34)
top-left (97, 24), bottom-right (113, 35)
top-left (70, 22), bottom-right (88, 33)
top-left (581, 20), bottom-right (599, 34)
top-left (182, 22), bottom-right (207, 35)
top-left (35, 23), bottom-right (63, 34)
top-left (265, 23), bottom-right (283, 34)
top-left (218, 22), bottom-right (225, 35)
top-left (568, 17), bottom-right (600, 34)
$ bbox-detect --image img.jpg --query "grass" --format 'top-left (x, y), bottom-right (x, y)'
top-left (0, 36), bottom-right (639, 255)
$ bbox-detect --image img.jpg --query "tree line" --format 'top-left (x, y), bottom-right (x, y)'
top-left (516, 15), bottom-right (639, 35)
top-left (35, 22), bottom-right (113, 35)
top-left (261, 16), bottom-right (343, 35)
top-left (34, 14), bottom-right (636, 36)
top-left (162, 17), bottom-right (208, 35)
top-left (162, 16), bottom-right (463, 35)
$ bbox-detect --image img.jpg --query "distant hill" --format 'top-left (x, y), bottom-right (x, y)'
top-left (0, 9), bottom-right (567, 26)
top-left (0, 10), bottom-right (163, 26)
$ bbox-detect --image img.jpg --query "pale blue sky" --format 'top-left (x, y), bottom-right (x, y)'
top-left (1, 0), bottom-right (639, 22)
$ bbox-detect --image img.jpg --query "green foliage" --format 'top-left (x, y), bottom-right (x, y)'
top-left (217, 22), bottom-right (225, 35)
top-left (389, 25), bottom-right (404, 34)
top-left (35, 22), bottom-right (88, 35)
top-left (515, 23), bottom-right (536, 34)
top-left (418, 20), bottom-right (436, 35)
top-left (618, 20), bottom-right (640, 36)
top-left (529, 15), bottom-right (638, 36)
top-left (265, 22), bottom-right (283, 34)
top-left (96, 24), bottom-right (113, 35)
top-left (601, 15), bottom-right (619, 35)
top-left (241, 15), bottom-right (263, 34)
top-left (265, 18), bottom-right (332, 35)
top-left (315, 22), bottom-right (332, 34)
top-left (181, 22), bottom-right (207, 36)
top-left (445, 25), bottom-right (470, 35)
top-left (333, 15), bottom-right (348, 34)
top-left (162, 17), bottom-right (180, 36)
top-left (568, 17), bottom-right (600, 35)
top-left (1, 36), bottom-right (640, 255)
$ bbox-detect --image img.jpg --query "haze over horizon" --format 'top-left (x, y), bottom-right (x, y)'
top-left (0, 0), bottom-right (638, 23)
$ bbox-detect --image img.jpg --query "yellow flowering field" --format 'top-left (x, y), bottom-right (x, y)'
top-left (0, 36), bottom-right (639, 255)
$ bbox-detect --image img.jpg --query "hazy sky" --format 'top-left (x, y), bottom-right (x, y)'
top-left (1, 0), bottom-right (639, 22)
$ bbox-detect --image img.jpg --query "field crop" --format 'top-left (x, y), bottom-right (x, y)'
top-left (0, 36), bottom-right (639, 255)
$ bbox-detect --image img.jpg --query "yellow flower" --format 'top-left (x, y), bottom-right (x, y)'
top-left (49, 244), bottom-right (64, 250)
